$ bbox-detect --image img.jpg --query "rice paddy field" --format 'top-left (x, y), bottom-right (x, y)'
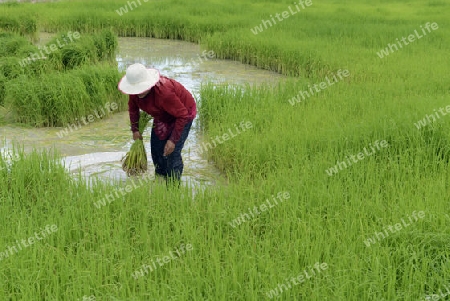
top-left (0, 0), bottom-right (449, 300)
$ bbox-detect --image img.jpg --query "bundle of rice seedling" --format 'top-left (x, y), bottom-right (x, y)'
top-left (122, 111), bottom-right (152, 176)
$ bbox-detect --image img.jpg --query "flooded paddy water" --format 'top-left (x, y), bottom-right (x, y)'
top-left (0, 35), bottom-right (285, 187)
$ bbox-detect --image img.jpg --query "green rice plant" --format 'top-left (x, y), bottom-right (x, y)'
top-left (3, 75), bottom-right (43, 126)
top-left (91, 29), bottom-right (118, 60)
top-left (15, 43), bottom-right (40, 58)
top-left (0, 33), bottom-right (51, 77)
top-left (0, 74), bottom-right (6, 106)
top-left (98, 28), bottom-right (118, 59)
top-left (0, 57), bottom-right (23, 79)
top-left (69, 64), bottom-right (127, 115)
top-left (0, 33), bottom-right (32, 57)
top-left (0, 31), bottom-right (124, 127)
top-left (0, 14), bottom-right (37, 39)
top-left (71, 65), bottom-right (115, 109)
top-left (47, 35), bottom-right (96, 70)
top-left (3, 64), bottom-right (125, 126)
top-left (17, 54), bottom-right (51, 77)
top-left (121, 139), bottom-right (148, 177)
top-left (92, 32), bottom-right (107, 60)
top-left (36, 72), bottom-right (90, 126)
top-left (5, 74), bottom-right (81, 127)
top-left (19, 15), bottom-right (37, 40)
top-left (0, 16), bottom-right (20, 35)
top-left (61, 43), bottom-right (96, 69)
top-left (47, 30), bottom-right (117, 70)
top-left (99, 65), bottom-right (125, 97)
top-left (122, 111), bottom-right (152, 177)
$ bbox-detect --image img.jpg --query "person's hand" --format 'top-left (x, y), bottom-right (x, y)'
top-left (163, 140), bottom-right (175, 156)
top-left (133, 131), bottom-right (143, 140)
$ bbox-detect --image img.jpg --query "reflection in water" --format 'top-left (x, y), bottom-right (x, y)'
top-left (0, 36), bottom-right (284, 187)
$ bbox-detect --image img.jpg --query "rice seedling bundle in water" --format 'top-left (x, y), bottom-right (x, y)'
top-left (122, 111), bottom-right (152, 176)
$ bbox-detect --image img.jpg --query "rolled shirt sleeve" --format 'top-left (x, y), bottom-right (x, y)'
top-left (128, 95), bottom-right (140, 133)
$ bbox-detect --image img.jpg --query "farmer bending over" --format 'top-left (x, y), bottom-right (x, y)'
top-left (118, 63), bottom-right (196, 184)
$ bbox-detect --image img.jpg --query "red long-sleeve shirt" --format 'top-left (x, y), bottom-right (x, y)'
top-left (128, 76), bottom-right (197, 144)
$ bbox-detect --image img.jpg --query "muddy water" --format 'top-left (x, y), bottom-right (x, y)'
top-left (0, 36), bottom-right (284, 186)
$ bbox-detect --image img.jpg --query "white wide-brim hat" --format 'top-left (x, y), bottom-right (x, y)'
top-left (118, 63), bottom-right (160, 95)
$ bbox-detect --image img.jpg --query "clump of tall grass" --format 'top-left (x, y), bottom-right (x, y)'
top-left (0, 57), bottom-right (23, 79)
top-left (0, 33), bottom-right (33, 57)
top-left (0, 16), bottom-right (21, 35)
top-left (73, 64), bottom-right (124, 110)
top-left (47, 29), bottom-right (118, 70)
top-left (0, 34), bottom-right (31, 81)
top-left (0, 15), bottom-right (37, 39)
top-left (0, 29), bottom-right (123, 126)
top-left (0, 34), bottom-right (43, 106)
top-left (122, 111), bottom-right (152, 176)
top-left (55, 41), bottom-right (97, 70)
top-left (0, 147), bottom-right (68, 205)
top-left (4, 64), bottom-right (125, 126)
top-left (93, 29), bottom-right (118, 60)
top-left (0, 34), bottom-right (49, 79)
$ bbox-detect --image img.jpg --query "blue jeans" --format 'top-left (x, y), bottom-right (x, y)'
top-left (150, 121), bottom-right (192, 183)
